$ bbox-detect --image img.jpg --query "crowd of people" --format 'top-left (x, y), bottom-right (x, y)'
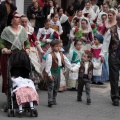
top-left (0, 0), bottom-right (120, 116)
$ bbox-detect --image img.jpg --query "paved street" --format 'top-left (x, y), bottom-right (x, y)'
top-left (0, 78), bottom-right (119, 120)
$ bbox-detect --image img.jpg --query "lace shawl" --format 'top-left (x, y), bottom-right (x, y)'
top-left (1, 26), bottom-right (28, 50)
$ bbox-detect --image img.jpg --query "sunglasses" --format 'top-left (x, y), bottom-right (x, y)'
top-left (14, 16), bottom-right (21, 19)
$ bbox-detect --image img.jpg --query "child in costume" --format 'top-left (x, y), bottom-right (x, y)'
top-left (91, 34), bottom-right (109, 84)
top-left (37, 19), bottom-right (58, 53)
top-left (45, 40), bottom-right (73, 107)
top-left (50, 13), bottom-right (63, 36)
top-left (67, 39), bottom-right (84, 90)
top-left (72, 50), bottom-right (93, 105)
top-left (97, 13), bottom-right (107, 35)
top-left (12, 77), bottom-right (39, 115)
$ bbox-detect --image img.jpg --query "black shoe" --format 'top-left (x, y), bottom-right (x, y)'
top-left (87, 99), bottom-right (91, 105)
top-left (91, 81), bottom-right (96, 84)
top-left (48, 101), bottom-right (53, 107)
top-left (77, 97), bottom-right (82, 102)
top-left (112, 99), bottom-right (119, 106)
top-left (53, 99), bottom-right (57, 105)
top-left (97, 82), bottom-right (104, 85)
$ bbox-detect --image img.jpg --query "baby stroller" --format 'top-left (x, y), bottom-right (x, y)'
top-left (4, 50), bottom-right (39, 117)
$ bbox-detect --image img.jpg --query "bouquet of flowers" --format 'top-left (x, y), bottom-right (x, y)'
top-left (91, 23), bottom-right (98, 35)
top-left (74, 27), bottom-right (83, 38)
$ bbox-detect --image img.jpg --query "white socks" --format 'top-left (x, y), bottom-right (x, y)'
top-left (19, 102), bottom-right (34, 112)
top-left (19, 105), bottom-right (22, 113)
top-left (29, 102), bottom-right (34, 109)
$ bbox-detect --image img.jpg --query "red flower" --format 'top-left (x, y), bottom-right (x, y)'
top-left (73, 17), bottom-right (77, 21)
top-left (91, 24), bottom-right (95, 29)
top-left (74, 27), bottom-right (79, 34)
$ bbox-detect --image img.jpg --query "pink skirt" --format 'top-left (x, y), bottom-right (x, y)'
top-left (15, 87), bottom-right (39, 106)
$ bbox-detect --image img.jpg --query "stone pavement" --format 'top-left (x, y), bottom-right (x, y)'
top-left (0, 80), bottom-right (120, 120)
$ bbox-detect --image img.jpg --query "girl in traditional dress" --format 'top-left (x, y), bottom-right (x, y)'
top-left (49, 13), bottom-right (63, 36)
top-left (37, 19), bottom-right (57, 57)
top-left (91, 34), bottom-right (109, 84)
top-left (21, 15), bottom-right (44, 83)
top-left (97, 13), bottom-right (108, 35)
top-left (67, 39), bottom-right (84, 90)
top-left (0, 12), bottom-right (30, 93)
top-left (71, 9), bottom-right (83, 27)
top-left (70, 18), bottom-right (80, 41)
top-left (11, 77), bottom-right (39, 115)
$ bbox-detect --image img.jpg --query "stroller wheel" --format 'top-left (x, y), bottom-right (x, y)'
top-left (8, 109), bottom-right (12, 117)
top-left (33, 109), bottom-right (38, 117)
top-left (12, 109), bottom-right (16, 117)
top-left (30, 109), bottom-right (38, 117)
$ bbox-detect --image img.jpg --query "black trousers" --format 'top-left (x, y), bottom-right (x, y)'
top-left (109, 53), bottom-right (120, 100)
top-left (77, 78), bottom-right (91, 100)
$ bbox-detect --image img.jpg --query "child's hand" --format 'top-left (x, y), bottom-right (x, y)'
top-left (49, 76), bottom-right (54, 81)
top-left (42, 39), bottom-right (47, 42)
top-left (41, 51), bottom-right (45, 55)
top-left (101, 56), bottom-right (104, 63)
top-left (81, 37), bottom-right (87, 41)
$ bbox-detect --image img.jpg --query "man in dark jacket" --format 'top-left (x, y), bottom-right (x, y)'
top-left (0, 0), bottom-right (17, 35)
top-left (27, 0), bottom-right (37, 20)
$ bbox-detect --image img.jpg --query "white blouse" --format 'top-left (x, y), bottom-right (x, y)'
top-left (45, 52), bottom-right (72, 76)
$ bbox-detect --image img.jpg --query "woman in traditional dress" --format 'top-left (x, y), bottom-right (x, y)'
top-left (0, 12), bottom-right (30, 93)
top-left (104, 9), bottom-right (117, 33)
top-left (57, 7), bottom-right (71, 53)
top-left (101, 9), bottom-right (117, 76)
top-left (82, 1), bottom-right (97, 21)
top-left (21, 15), bottom-right (44, 83)
top-left (79, 17), bottom-right (93, 50)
